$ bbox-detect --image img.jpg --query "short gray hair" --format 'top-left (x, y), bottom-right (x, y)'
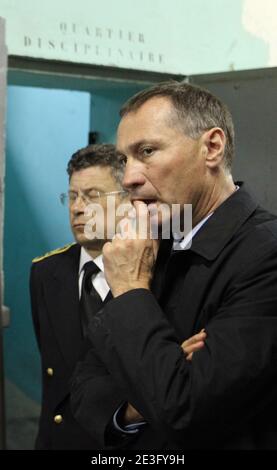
top-left (120, 81), bottom-right (235, 170)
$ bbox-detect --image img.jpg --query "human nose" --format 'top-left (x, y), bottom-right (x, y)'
top-left (70, 193), bottom-right (87, 213)
top-left (122, 159), bottom-right (147, 192)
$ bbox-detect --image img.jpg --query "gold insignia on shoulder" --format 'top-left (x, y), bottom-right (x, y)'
top-left (32, 243), bottom-right (76, 263)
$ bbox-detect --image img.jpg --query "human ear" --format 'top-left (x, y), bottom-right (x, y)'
top-left (202, 127), bottom-right (226, 168)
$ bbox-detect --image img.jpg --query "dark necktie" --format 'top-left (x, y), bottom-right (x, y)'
top-left (79, 261), bottom-right (103, 336)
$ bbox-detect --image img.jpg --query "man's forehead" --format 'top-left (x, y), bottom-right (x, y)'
top-left (117, 99), bottom-right (178, 151)
top-left (69, 166), bottom-right (112, 186)
top-left (120, 96), bottom-right (173, 123)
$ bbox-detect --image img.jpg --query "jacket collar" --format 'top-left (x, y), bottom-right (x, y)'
top-left (52, 242), bottom-right (80, 280)
top-left (187, 183), bottom-right (258, 261)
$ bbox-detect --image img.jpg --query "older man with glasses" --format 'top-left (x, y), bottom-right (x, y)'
top-left (29, 143), bottom-right (129, 450)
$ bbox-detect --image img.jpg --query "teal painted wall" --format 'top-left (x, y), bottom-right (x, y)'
top-left (90, 85), bottom-right (146, 143)
top-left (4, 86), bottom-right (90, 401)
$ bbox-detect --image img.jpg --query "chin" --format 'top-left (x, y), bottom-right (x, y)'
top-left (73, 232), bottom-right (91, 246)
top-left (81, 239), bottom-right (106, 251)
top-left (72, 231), bottom-right (84, 243)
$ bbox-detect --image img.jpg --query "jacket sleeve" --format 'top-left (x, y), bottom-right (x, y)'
top-left (85, 247), bottom-right (277, 447)
top-left (70, 342), bottom-right (141, 448)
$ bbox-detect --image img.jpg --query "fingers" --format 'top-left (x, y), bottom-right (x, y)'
top-left (152, 238), bottom-right (160, 260)
top-left (133, 200), bottom-right (151, 240)
top-left (181, 329), bottom-right (207, 361)
top-left (181, 330), bottom-right (206, 349)
top-left (132, 200), bottom-right (160, 259)
top-left (182, 340), bottom-right (205, 355)
top-left (115, 200), bottom-right (150, 240)
top-left (184, 342), bottom-right (204, 361)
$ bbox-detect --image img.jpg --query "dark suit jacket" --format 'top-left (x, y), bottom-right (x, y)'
top-left (71, 185), bottom-right (277, 449)
top-left (30, 243), bottom-right (118, 449)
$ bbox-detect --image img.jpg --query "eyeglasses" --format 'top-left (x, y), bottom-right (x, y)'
top-left (60, 189), bottom-right (128, 206)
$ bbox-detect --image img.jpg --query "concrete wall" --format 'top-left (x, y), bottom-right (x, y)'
top-left (193, 69), bottom-right (277, 214)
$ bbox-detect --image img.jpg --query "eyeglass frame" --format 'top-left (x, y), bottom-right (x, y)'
top-left (60, 188), bottom-right (128, 206)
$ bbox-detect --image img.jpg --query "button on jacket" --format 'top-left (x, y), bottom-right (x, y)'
top-left (30, 243), bottom-right (117, 450)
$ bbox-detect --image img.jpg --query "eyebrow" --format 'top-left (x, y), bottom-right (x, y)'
top-left (118, 139), bottom-right (161, 155)
top-left (69, 187), bottom-right (101, 193)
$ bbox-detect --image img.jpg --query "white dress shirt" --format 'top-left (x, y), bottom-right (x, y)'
top-left (78, 247), bottom-right (110, 300)
top-left (173, 212), bottom-right (213, 251)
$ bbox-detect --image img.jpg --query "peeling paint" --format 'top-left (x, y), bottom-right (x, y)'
top-left (242, 0), bottom-right (277, 66)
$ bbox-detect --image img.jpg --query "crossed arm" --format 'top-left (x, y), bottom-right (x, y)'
top-left (123, 330), bottom-right (206, 425)
top-left (72, 203), bottom-right (277, 447)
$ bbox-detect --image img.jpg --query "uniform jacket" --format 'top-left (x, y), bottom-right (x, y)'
top-left (30, 243), bottom-right (116, 450)
top-left (71, 185), bottom-right (277, 449)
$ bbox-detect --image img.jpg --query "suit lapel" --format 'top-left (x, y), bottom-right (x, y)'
top-left (103, 290), bottom-right (113, 303)
top-left (45, 244), bottom-right (83, 370)
top-left (160, 184), bottom-right (259, 338)
top-left (151, 237), bottom-right (173, 301)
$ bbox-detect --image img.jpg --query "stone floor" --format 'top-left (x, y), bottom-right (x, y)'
top-left (5, 379), bottom-right (40, 450)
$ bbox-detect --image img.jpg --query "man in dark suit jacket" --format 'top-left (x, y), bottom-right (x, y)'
top-left (71, 82), bottom-right (277, 449)
top-left (30, 143), bottom-right (128, 449)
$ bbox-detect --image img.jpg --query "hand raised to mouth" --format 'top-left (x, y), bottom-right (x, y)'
top-left (103, 200), bottom-right (160, 297)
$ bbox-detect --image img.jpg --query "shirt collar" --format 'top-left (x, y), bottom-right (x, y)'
top-left (173, 212), bottom-right (213, 251)
top-left (173, 185), bottom-right (240, 252)
top-left (184, 183), bottom-right (257, 260)
top-left (79, 246), bottom-right (104, 274)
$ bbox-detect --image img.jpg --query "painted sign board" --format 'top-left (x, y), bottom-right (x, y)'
top-left (0, 0), bottom-right (275, 75)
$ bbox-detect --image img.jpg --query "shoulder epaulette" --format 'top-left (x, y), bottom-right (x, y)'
top-left (32, 243), bottom-right (76, 263)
